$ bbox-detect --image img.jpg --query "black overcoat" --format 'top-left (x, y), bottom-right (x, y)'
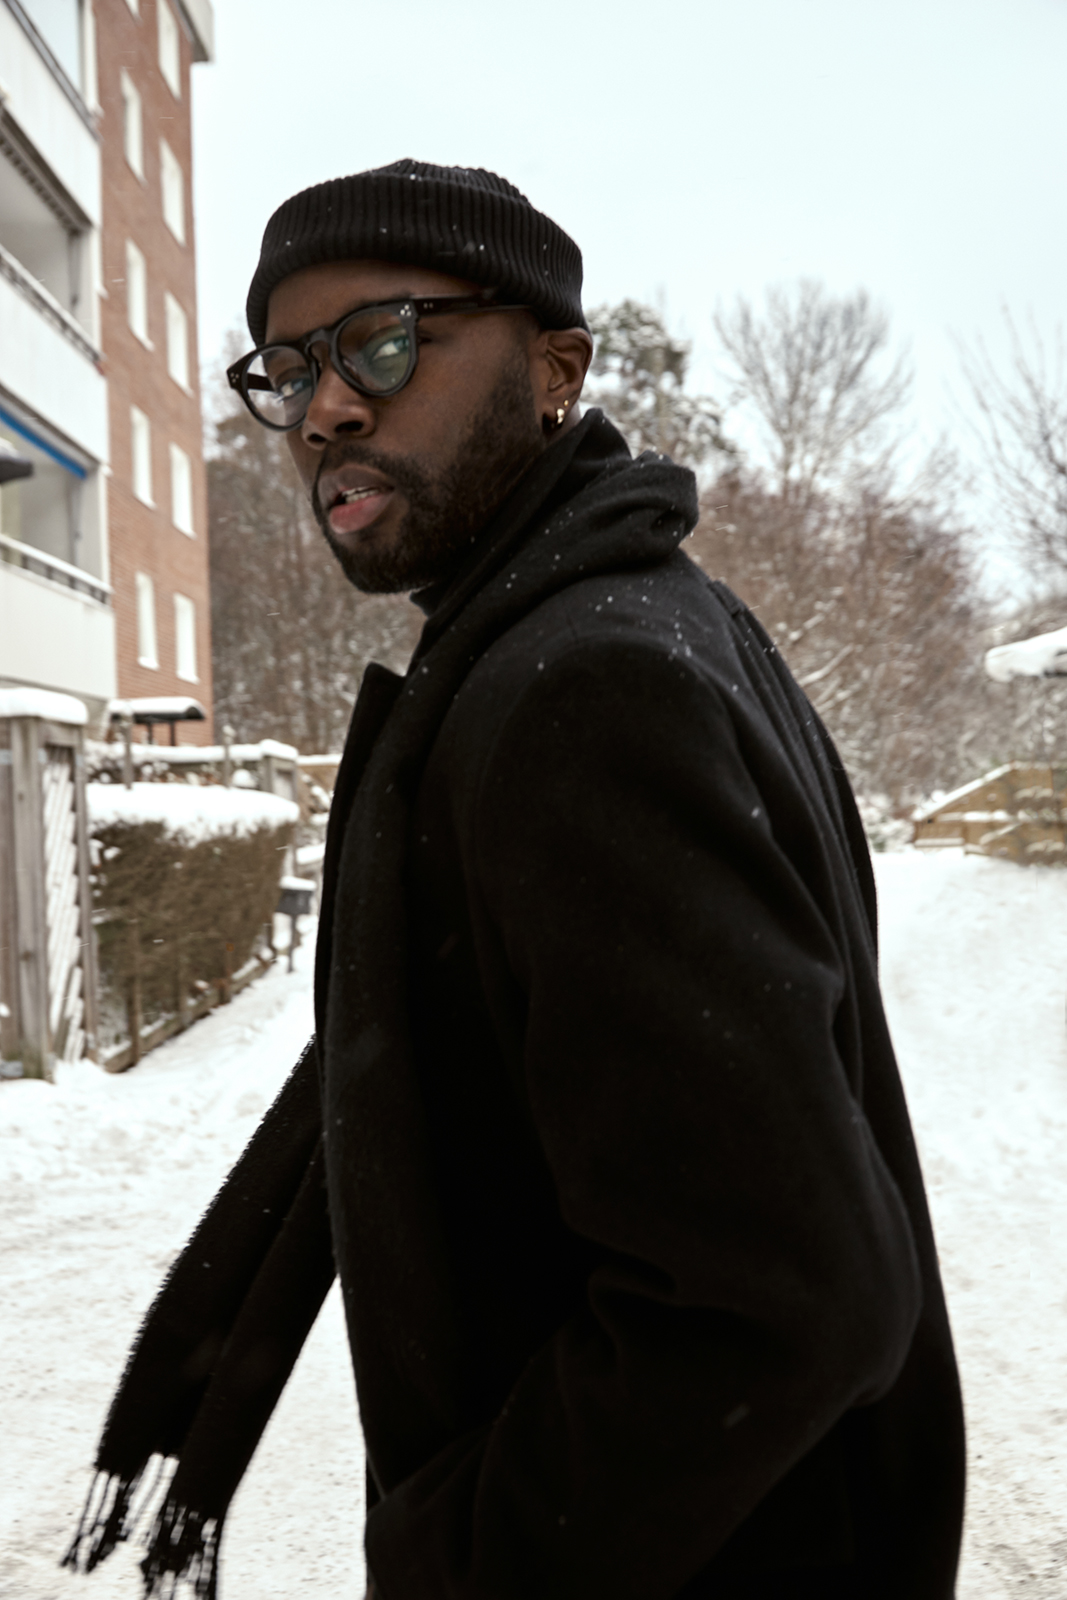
top-left (316, 412), bottom-right (965, 1599)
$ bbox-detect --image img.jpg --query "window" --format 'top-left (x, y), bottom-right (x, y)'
top-left (174, 594), bottom-right (197, 681)
top-left (121, 72), bottom-right (143, 177)
top-left (164, 292), bottom-right (189, 388)
top-left (136, 572), bottom-right (159, 668)
top-left (159, 139), bottom-right (185, 242)
top-left (0, 412), bottom-right (87, 569)
top-left (0, 145), bottom-right (82, 315)
top-left (19, 0), bottom-right (83, 90)
top-left (124, 0), bottom-right (139, 13)
top-left (126, 240), bottom-right (149, 345)
top-left (158, 0), bottom-right (181, 97)
top-left (130, 406), bottom-right (153, 504)
top-left (170, 442), bottom-right (194, 534)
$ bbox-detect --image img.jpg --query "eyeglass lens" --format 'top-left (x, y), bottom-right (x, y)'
top-left (244, 306), bottom-right (416, 427)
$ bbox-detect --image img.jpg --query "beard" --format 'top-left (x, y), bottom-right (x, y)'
top-left (312, 347), bottom-right (546, 595)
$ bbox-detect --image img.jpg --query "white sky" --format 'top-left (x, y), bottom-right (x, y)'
top-left (191, 0), bottom-right (1067, 587)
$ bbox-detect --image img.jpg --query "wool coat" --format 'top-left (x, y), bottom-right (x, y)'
top-left (315, 412), bottom-right (965, 1600)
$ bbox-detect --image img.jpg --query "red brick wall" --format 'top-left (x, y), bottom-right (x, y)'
top-left (95, 0), bottom-right (214, 743)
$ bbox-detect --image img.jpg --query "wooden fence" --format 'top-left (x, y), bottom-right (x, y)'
top-left (0, 693), bottom-right (98, 1078)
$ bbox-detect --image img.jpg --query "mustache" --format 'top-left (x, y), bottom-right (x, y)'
top-left (313, 440), bottom-right (430, 514)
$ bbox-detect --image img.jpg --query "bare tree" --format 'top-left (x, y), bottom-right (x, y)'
top-left (689, 470), bottom-right (983, 802)
top-left (959, 314), bottom-right (1067, 577)
top-left (713, 280), bottom-right (911, 506)
top-left (584, 300), bottom-right (731, 470)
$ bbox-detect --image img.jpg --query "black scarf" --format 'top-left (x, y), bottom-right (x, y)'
top-left (64, 412), bottom-right (698, 1597)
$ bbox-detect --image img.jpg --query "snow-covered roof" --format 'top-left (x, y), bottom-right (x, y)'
top-left (985, 626), bottom-right (1067, 683)
top-left (108, 697), bottom-right (207, 720)
top-left (912, 764), bottom-right (1017, 822)
top-left (88, 783), bottom-right (298, 842)
top-left (0, 688), bottom-right (88, 726)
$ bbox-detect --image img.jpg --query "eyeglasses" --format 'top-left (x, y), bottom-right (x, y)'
top-left (226, 294), bottom-right (530, 432)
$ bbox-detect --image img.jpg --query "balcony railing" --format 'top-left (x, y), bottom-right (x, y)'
top-left (0, 241), bottom-right (100, 366)
top-left (0, 532), bottom-right (111, 605)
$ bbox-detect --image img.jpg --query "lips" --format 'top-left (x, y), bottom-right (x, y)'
top-left (318, 463), bottom-right (396, 540)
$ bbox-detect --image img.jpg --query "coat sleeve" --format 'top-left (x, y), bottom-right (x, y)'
top-left (365, 636), bottom-right (922, 1600)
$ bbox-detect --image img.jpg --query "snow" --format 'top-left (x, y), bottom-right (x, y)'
top-left (912, 765), bottom-right (1016, 823)
top-left (88, 742), bottom-right (297, 767)
top-left (87, 782), bottom-right (299, 842)
top-left (0, 937), bottom-right (365, 1600)
top-left (985, 625), bottom-right (1067, 682)
top-left (3, 850), bottom-right (1067, 1596)
top-left (0, 688), bottom-right (88, 725)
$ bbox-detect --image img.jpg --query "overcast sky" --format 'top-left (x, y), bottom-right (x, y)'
top-left (191, 0), bottom-right (1067, 585)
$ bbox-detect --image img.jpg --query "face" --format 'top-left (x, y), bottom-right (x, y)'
top-left (264, 260), bottom-right (568, 594)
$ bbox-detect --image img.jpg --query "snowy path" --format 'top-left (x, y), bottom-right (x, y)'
top-left (0, 937), bottom-right (365, 1600)
top-left (2, 852), bottom-right (1067, 1596)
top-left (878, 853), bottom-right (1067, 1597)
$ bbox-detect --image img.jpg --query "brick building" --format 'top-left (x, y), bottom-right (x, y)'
top-left (96, 0), bottom-right (213, 739)
top-left (0, 0), bottom-right (214, 741)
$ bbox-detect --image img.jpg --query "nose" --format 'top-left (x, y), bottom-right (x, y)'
top-left (300, 353), bottom-right (378, 448)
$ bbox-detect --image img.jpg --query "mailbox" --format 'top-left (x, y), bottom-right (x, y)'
top-left (277, 881), bottom-right (314, 919)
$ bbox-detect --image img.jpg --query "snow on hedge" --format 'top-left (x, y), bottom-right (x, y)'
top-left (87, 782), bottom-right (299, 843)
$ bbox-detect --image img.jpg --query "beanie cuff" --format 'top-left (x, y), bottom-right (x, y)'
top-left (246, 160), bottom-right (587, 344)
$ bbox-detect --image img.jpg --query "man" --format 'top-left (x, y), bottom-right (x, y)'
top-left (68, 162), bottom-right (964, 1598)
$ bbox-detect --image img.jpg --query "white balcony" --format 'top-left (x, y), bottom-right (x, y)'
top-left (0, 1), bottom-right (100, 227)
top-left (0, 244), bottom-right (107, 463)
top-left (0, 541), bottom-right (115, 703)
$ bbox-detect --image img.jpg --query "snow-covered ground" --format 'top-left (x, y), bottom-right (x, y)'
top-left (0, 937), bottom-right (365, 1600)
top-left (2, 850), bottom-right (1067, 1598)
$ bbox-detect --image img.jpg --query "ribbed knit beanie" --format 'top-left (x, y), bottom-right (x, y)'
top-left (246, 159), bottom-right (587, 344)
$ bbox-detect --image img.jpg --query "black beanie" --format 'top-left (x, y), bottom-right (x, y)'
top-left (245, 159), bottom-right (587, 344)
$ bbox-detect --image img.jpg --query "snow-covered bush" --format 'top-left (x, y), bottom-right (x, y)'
top-left (88, 785), bottom-right (298, 1054)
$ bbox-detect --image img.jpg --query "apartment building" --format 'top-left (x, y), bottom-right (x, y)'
top-left (0, 0), bottom-right (112, 719)
top-left (95, 0), bottom-right (213, 736)
top-left (0, 0), bottom-right (214, 738)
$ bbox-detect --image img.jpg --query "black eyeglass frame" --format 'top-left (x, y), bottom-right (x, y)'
top-left (226, 294), bottom-right (531, 431)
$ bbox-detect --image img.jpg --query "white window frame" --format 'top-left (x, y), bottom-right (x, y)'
top-left (120, 71), bottom-right (143, 178)
top-left (164, 292), bottom-right (189, 390)
top-left (125, 239), bottom-right (150, 346)
top-left (136, 572), bottom-right (159, 669)
top-left (159, 138), bottom-right (185, 243)
top-left (157, 0), bottom-right (181, 97)
top-left (131, 406), bottom-right (153, 506)
top-left (174, 593), bottom-right (198, 682)
top-left (169, 442), bottom-right (194, 535)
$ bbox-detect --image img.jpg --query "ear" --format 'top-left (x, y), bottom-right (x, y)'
top-left (530, 327), bottom-right (594, 436)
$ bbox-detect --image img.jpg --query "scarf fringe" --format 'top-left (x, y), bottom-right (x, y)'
top-left (62, 1465), bottom-right (145, 1573)
top-left (139, 1495), bottom-right (222, 1600)
top-left (62, 1457), bottom-right (221, 1598)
